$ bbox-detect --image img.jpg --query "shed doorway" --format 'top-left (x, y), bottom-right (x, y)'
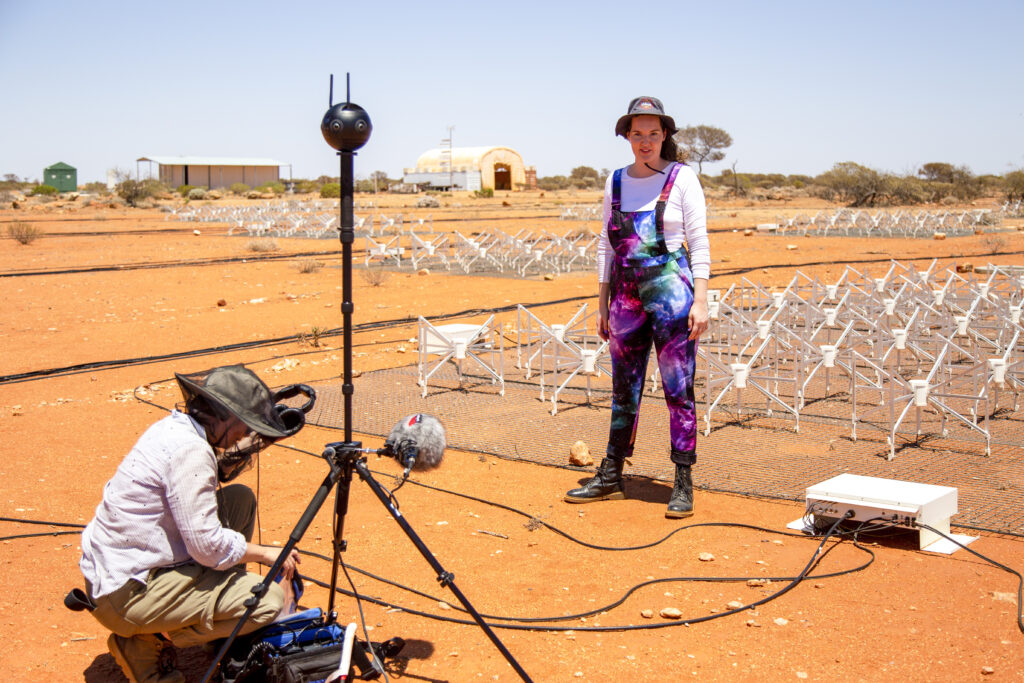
top-left (493, 163), bottom-right (511, 191)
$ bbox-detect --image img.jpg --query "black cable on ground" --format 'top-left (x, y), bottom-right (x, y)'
top-left (0, 249), bottom-right (338, 278)
top-left (287, 514), bottom-right (864, 633)
top-left (918, 522), bottom-right (1024, 634)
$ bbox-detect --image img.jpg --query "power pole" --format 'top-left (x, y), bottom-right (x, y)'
top-left (440, 126), bottom-right (454, 190)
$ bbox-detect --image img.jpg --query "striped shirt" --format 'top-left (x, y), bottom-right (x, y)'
top-left (80, 411), bottom-right (247, 598)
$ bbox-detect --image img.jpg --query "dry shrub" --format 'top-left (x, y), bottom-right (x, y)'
top-left (296, 259), bottom-right (324, 274)
top-left (8, 222), bottom-right (42, 245)
top-left (361, 266), bottom-right (390, 287)
top-left (246, 238), bottom-right (279, 252)
top-left (982, 234), bottom-right (1006, 253)
top-left (298, 326), bottom-right (326, 348)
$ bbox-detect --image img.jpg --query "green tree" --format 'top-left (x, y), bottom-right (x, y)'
top-left (113, 169), bottom-right (166, 207)
top-left (674, 125), bottom-right (733, 174)
top-left (918, 162), bottom-right (956, 183)
top-left (816, 162), bottom-right (888, 207)
top-left (370, 170), bottom-right (390, 192)
top-left (569, 166), bottom-right (600, 189)
top-left (1004, 170), bottom-right (1024, 202)
top-left (537, 175), bottom-right (570, 191)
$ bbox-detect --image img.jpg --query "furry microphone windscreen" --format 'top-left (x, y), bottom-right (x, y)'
top-left (385, 414), bottom-right (446, 469)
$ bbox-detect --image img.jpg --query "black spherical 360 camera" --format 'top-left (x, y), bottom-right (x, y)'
top-left (322, 102), bottom-right (371, 152)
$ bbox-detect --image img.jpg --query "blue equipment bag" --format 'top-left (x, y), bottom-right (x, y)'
top-left (217, 607), bottom-right (403, 682)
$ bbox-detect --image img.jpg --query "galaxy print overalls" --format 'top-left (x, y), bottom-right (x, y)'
top-left (605, 163), bottom-right (698, 466)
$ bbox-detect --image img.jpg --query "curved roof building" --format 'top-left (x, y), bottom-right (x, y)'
top-left (403, 146), bottom-right (533, 191)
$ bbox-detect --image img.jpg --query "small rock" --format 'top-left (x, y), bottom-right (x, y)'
top-left (193, 229), bottom-right (201, 236)
top-left (270, 358), bottom-right (299, 372)
top-left (727, 601), bottom-right (744, 609)
top-left (698, 552), bottom-right (715, 562)
top-left (933, 232), bottom-right (947, 240)
top-left (991, 591), bottom-right (1017, 604)
top-left (417, 268), bottom-right (430, 276)
top-left (660, 607), bottom-right (683, 620)
top-left (786, 244), bottom-right (798, 250)
top-left (568, 440), bottom-right (593, 467)
top-left (543, 273), bottom-right (556, 281)
top-left (796, 672), bottom-right (808, 679)
top-left (640, 609), bottom-right (654, 619)
top-left (956, 262), bottom-right (974, 273)
top-left (773, 617), bottom-right (789, 626)
top-left (217, 299), bottom-right (227, 307)
top-left (743, 229), bottom-right (754, 236)
top-left (745, 619), bottom-right (760, 627)
top-left (396, 345), bottom-right (407, 353)
top-left (981, 666), bottom-right (994, 675)
top-left (438, 601), bottom-right (451, 610)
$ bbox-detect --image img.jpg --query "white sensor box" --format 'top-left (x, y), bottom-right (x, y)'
top-left (805, 474), bottom-right (958, 551)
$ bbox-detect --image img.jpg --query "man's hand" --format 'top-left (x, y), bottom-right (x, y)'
top-left (244, 543), bottom-right (301, 579)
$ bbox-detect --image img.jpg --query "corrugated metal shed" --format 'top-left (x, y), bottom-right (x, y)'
top-left (136, 156), bottom-right (287, 190)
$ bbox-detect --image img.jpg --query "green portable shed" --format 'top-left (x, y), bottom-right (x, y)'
top-left (43, 162), bottom-right (77, 192)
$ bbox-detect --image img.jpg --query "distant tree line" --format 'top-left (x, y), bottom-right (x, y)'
top-left (534, 124), bottom-right (1024, 207)
top-left (4, 155), bottom-right (1024, 207)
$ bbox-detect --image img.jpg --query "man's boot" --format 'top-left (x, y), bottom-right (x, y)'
top-left (666, 463), bottom-right (694, 518)
top-left (564, 456), bottom-right (625, 503)
top-left (108, 633), bottom-right (184, 683)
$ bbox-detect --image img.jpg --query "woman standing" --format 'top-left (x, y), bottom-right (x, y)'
top-left (565, 97), bottom-right (710, 518)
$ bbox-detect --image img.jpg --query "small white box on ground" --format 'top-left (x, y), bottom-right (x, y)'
top-left (801, 474), bottom-right (973, 552)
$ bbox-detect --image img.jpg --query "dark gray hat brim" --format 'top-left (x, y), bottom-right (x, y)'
top-left (615, 113), bottom-right (677, 138)
top-left (176, 365), bottom-right (290, 439)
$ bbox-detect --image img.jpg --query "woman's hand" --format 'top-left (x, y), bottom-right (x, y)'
top-left (688, 277), bottom-right (710, 340)
top-left (688, 298), bottom-right (709, 340)
top-left (598, 283), bottom-right (610, 341)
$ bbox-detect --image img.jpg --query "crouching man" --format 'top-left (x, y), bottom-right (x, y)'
top-left (78, 365), bottom-right (311, 682)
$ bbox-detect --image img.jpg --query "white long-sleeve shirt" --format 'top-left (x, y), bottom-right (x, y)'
top-left (80, 411), bottom-right (247, 598)
top-left (597, 163), bottom-right (710, 283)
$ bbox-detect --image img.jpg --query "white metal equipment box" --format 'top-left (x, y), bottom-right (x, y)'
top-left (805, 474), bottom-right (958, 550)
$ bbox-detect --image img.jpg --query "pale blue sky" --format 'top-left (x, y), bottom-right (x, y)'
top-left (2, 0), bottom-right (1022, 184)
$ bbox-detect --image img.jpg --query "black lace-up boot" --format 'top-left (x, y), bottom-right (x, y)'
top-left (564, 456), bottom-right (625, 503)
top-left (666, 463), bottom-right (694, 518)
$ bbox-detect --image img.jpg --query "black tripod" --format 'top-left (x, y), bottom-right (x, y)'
top-left (200, 75), bottom-right (532, 683)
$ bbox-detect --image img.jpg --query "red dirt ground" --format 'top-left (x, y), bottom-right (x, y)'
top-left (1, 192), bottom-right (1023, 682)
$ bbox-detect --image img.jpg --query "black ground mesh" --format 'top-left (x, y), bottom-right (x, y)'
top-left (304, 358), bottom-right (1024, 536)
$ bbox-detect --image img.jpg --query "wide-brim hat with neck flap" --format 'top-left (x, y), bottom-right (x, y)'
top-left (615, 96), bottom-right (677, 138)
top-left (175, 364), bottom-right (293, 439)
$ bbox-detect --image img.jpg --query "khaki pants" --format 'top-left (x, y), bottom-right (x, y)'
top-left (88, 484), bottom-right (284, 648)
